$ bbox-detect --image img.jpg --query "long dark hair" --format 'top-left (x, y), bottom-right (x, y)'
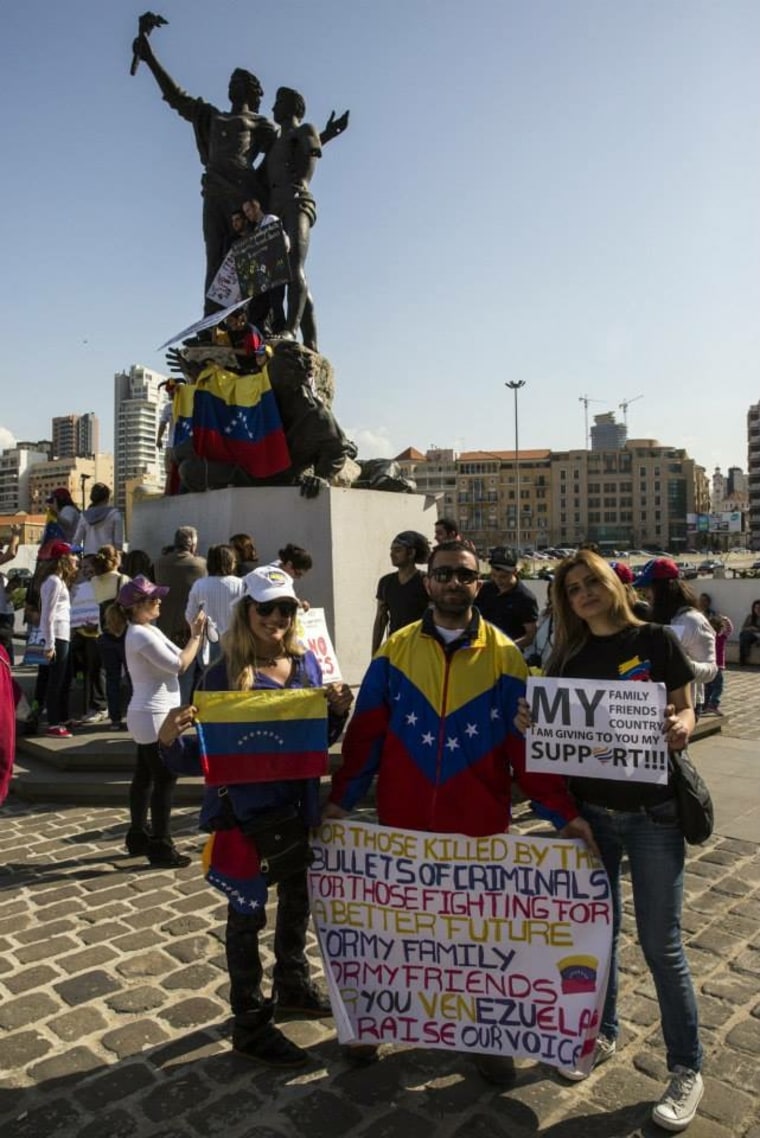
top-left (648, 579), bottom-right (699, 625)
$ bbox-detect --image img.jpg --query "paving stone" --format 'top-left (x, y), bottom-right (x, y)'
top-left (115, 949), bottom-right (178, 979)
top-left (162, 935), bottom-right (213, 965)
top-left (139, 1073), bottom-right (212, 1122)
top-left (28, 1045), bottom-right (102, 1083)
top-left (71, 1108), bottom-right (139, 1138)
top-left (105, 985), bottom-right (168, 1014)
top-left (158, 997), bottom-right (225, 1029)
top-left (0, 914), bottom-right (33, 936)
top-left (101, 1020), bottom-right (172, 1059)
top-left (79, 886), bottom-right (136, 909)
top-left (726, 1017), bottom-right (760, 1052)
top-left (128, 889), bottom-right (179, 910)
top-left (13, 920), bottom-right (77, 946)
top-left (57, 944), bottom-right (118, 974)
top-left (2, 964), bottom-right (60, 995)
top-left (33, 884), bottom-right (84, 906)
top-left (73, 1062), bottom-right (157, 1111)
top-left (163, 963), bottom-right (220, 990)
top-left (111, 928), bottom-right (166, 952)
top-left (48, 1006), bottom-right (108, 1042)
top-left (2, 1097), bottom-right (83, 1138)
top-left (281, 1088), bottom-right (363, 1136)
top-left (13, 935), bottom-right (79, 964)
top-left (449, 1112), bottom-right (525, 1138)
top-left (148, 1030), bottom-right (224, 1071)
top-left (0, 991), bottom-right (60, 1030)
top-left (54, 969), bottom-right (121, 1006)
top-left (703, 974), bottom-right (759, 1005)
top-left (161, 914), bottom-right (211, 936)
top-left (0, 1029), bottom-right (53, 1069)
top-left (78, 919), bottom-right (131, 944)
top-left (700, 1075), bottom-right (756, 1131)
top-left (186, 1089), bottom-right (264, 1137)
top-left (732, 948), bottom-right (760, 975)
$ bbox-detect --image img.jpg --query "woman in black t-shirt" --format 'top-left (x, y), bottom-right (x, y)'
top-left (518, 550), bottom-right (704, 1130)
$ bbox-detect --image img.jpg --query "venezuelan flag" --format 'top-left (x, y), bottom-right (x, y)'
top-left (194, 688), bottom-right (329, 785)
top-left (192, 364), bottom-right (290, 476)
top-left (172, 382), bottom-right (196, 448)
top-left (201, 829), bottom-right (269, 913)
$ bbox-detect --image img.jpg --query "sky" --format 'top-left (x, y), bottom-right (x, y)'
top-left (1, 1), bottom-right (758, 475)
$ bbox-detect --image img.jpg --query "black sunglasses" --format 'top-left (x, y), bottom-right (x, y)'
top-left (252, 600), bottom-right (298, 617)
top-left (429, 567), bottom-right (480, 584)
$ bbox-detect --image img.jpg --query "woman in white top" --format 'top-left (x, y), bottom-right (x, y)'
top-left (38, 542), bottom-right (79, 738)
top-left (106, 575), bottom-right (206, 867)
top-left (185, 544), bottom-right (244, 672)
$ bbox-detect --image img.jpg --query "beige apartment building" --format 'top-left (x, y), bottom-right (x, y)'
top-left (396, 440), bottom-right (709, 554)
top-left (27, 455), bottom-right (114, 515)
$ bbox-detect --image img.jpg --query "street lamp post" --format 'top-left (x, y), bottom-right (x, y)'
top-left (505, 381), bottom-right (526, 555)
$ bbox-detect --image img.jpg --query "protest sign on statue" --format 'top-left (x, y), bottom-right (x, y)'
top-left (310, 820), bottom-right (612, 1072)
top-left (207, 225), bottom-right (291, 306)
top-left (525, 677), bottom-right (668, 784)
top-left (296, 607), bottom-right (342, 683)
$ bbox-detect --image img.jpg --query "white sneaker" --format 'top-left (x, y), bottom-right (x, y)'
top-left (556, 1033), bottom-right (616, 1081)
top-left (651, 1067), bottom-right (704, 1132)
top-left (82, 710), bottom-right (108, 724)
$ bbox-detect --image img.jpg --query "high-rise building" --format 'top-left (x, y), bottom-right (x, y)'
top-left (590, 412), bottom-right (627, 451)
top-left (0, 441), bottom-right (52, 512)
top-left (113, 365), bottom-right (166, 511)
top-left (52, 413), bottom-right (100, 459)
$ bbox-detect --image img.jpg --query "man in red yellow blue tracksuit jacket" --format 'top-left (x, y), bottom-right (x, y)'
top-left (326, 542), bottom-right (596, 1083)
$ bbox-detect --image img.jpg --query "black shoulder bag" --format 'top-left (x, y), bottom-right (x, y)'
top-left (669, 750), bottom-right (714, 845)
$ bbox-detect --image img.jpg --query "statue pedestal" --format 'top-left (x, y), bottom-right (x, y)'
top-left (129, 487), bottom-right (433, 685)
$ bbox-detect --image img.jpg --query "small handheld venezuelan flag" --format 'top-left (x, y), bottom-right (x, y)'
top-left (194, 688), bottom-right (329, 785)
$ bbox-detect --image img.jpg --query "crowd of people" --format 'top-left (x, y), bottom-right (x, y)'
top-left (8, 515), bottom-right (759, 1132)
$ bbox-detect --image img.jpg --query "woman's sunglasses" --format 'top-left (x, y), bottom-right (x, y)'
top-left (252, 600), bottom-right (298, 618)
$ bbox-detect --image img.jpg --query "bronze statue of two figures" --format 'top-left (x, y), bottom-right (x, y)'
top-left (131, 15), bottom-right (358, 499)
top-left (131, 14), bottom-right (348, 351)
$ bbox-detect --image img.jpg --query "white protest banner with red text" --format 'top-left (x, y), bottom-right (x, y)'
top-left (309, 821), bottom-right (612, 1072)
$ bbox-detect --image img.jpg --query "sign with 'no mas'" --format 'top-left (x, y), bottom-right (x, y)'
top-left (525, 677), bottom-right (668, 784)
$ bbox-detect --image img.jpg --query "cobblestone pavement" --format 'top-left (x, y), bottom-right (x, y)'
top-left (1, 670), bottom-right (760, 1137)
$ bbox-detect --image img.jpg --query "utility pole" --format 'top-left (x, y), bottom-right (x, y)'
top-left (506, 381), bottom-right (526, 554)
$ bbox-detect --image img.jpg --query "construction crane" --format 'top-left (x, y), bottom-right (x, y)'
top-left (578, 394), bottom-right (605, 450)
top-left (619, 394), bottom-right (644, 430)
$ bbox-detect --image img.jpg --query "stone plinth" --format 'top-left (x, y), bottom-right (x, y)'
top-left (129, 487), bottom-right (434, 685)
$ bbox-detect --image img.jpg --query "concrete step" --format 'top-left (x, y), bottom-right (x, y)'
top-left (11, 752), bottom-right (206, 805)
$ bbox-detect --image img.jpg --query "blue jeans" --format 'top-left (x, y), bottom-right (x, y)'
top-left (704, 669), bottom-right (724, 709)
top-left (581, 800), bottom-right (702, 1072)
top-left (98, 633), bottom-right (131, 723)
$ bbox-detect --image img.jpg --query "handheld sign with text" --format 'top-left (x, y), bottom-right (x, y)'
top-left (310, 820), bottom-right (612, 1072)
top-left (296, 607), bottom-right (343, 682)
top-left (525, 677), bottom-right (668, 783)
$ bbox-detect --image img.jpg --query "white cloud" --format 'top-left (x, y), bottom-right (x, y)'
top-left (0, 427), bottom-right (16, 453)
top-left (345, 426), bottom-right (399, 460)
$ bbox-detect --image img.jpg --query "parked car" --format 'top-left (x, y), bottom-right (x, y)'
top-left (750, 560), bottom-right (760, 572)
top-left (698, 560), bottom-right (725, 575)
top-left (676, 562), bottom-right (698, 580)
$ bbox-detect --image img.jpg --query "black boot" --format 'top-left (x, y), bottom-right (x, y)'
top-left (274, 979), bottom-right (333, 1018)
top-left (147, 838), bottom-right (190, 868)
top-left (232, 998), bottom-right (309, 1068)
top-left (125, 827), bottom-right (151, 856)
